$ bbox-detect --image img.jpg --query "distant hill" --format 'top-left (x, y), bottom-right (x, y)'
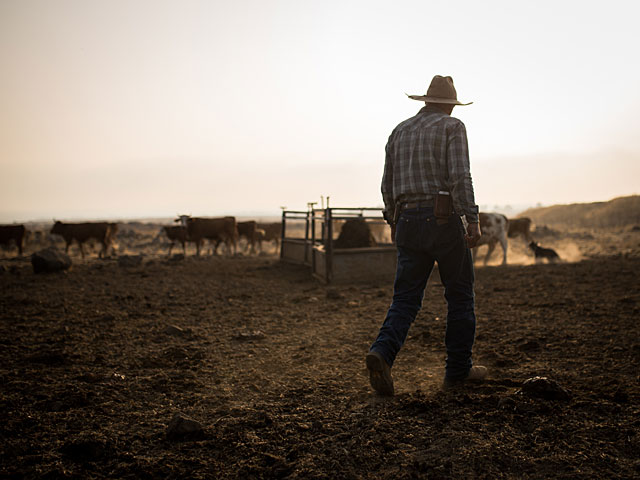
top-left (519, 195), bottom-right (640, 229)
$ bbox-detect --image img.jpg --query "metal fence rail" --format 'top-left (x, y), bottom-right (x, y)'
top-left (280, 206), bottom-right (396, 283)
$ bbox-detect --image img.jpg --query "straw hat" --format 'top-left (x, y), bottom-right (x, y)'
top-left (407, 75), bottom-right (472, 105)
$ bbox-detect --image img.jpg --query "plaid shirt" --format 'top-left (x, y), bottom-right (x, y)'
top-left (382, 106), bottom-right (479, 223)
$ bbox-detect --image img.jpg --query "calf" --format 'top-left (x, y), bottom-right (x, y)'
top-left (163, 225), bottom-right (189, 255)
top-left (237, 220), bottom-right (258, 254)
top-left (254, 228), bottom-right (266, 253)
top-left (50, 221), bottom-right (115, 259)
top-left (0, 224), bottom-right (27, 256)
top-left (473, 213), bottom-right (509, 265)
top-left (529, 241), bottom-right (560, 263)
top-left (256, 222), bottom-right (282, 252)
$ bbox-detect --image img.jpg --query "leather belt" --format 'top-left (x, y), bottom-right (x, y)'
top-left (401, 201), bottom-right (435, 210)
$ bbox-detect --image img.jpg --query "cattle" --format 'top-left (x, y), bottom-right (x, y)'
top-left (162, 225), bottom-right (189, 255)
top-left (177, 215), bottom-right (238, 256)
top-left (237, 220), bottom-right (258, 254)
top-left (508, 217), bottom-right (533, 242)
top-left (256, 222), bottom-right (282, 252)
top-left (473, 213), bottom-right (509, 265)
top-left (0, 224), bottom-right (27, 256)
top-left (254, 228), bottom-right (266, 252)
top-left (50, 221), bottom-right (116, 259)
top-left (334, 218), bottom-right (377, 248)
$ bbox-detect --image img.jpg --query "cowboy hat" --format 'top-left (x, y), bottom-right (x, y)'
top-left (407, 75), bottom-right (472, 105)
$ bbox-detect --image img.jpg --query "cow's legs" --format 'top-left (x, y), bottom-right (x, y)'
top-left (181, 241), bottom-right (186, 256)
top-left (65, 241), bottom-right (71, 254)
top-left (79, 242), bottom-right (85, 259)
top-left (168, 242), bottom-right (174, 256)
top-left (499, 235), bottom-right (508, 265)
top-left (484, 242), bottom-right (496, 265)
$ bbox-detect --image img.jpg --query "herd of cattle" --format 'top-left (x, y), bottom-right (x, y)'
top-left (0, 212), bottom-right (558, 264)
top-left (164, 216), bottom-right (281, 256)
top-left (0, 216), bottom-right (282, 259)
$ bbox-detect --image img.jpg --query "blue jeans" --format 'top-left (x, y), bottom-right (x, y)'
top-left (370, 208), bottom-right (476, 380)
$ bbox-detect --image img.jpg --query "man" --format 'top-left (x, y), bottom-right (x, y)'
top-left (366, 75), bottom-right (486, 395)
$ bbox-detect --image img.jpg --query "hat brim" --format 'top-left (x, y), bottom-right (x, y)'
top-left (406, 94), bottom-right (472, 106)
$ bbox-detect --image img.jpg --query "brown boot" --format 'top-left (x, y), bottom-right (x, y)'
top-left (443, 365), bottom-right (488, 389)
top-left (366, 351), bottom-right (394, 396)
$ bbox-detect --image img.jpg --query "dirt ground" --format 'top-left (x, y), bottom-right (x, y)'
top-left (1, 226), bottom-right (639, 479)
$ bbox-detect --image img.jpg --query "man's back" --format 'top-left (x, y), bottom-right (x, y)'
top-left (382, 106), bottom-right (478, 224)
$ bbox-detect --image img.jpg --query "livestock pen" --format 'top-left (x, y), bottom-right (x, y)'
top-left (280, 207), bottom-right (397, 284)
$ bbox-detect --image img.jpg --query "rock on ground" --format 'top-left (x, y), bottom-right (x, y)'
top-left (166, 414), bottom-right (204, 441)
top-left (31, 248), bottom-right (72, 273)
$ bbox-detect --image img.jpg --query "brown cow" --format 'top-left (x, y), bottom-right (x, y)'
top-left (334, 218), bottom-right (377, 248)
top-left (508, 217), bottom-right (533, 242)
top-left (237, 220), bottom-right (258, 254)
top-left (256, 222), bottom-right (282, 252)
top-left (50, 221), bottom-right (115, 259)
top-left (254, 228), bottom-right (266, 252)
top-left (0, 224), bottom-right (27, 256)
top-left (163, 225), bottom-right (189, 255)
top-left (177, 216), bottom-right (238, 256)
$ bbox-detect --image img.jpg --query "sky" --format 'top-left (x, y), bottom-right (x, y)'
top-left (1, 0), bottom-right (639, 222)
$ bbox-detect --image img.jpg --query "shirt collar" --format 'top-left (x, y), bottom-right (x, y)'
top-left (419, 105), bottom-right (450, 116)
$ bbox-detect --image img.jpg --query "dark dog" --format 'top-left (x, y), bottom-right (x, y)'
top-left (529, 241), bottom-right (560, 263)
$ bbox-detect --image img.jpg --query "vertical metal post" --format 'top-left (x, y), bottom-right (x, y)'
top-left (280, 210), bottom-right (286, 260)
top-left (304, 210), bottom-right (310, 264)
top-left (311, 209), bottom-right (316, 273)
top-left (325, 207), bottom-right (333, 283)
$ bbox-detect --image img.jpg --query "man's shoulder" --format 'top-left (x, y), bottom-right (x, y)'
top-left (392, 110), bottom-right (465, 135)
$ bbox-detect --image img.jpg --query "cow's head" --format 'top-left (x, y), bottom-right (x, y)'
top-left (50, 220), bottom-right (62, 234)
top-left (175, 214), bottom-right (191, 227)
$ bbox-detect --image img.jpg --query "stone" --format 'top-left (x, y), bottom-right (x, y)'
top-left (497, 396), bottom-right (517, 410)
top-left (517, 340), bottom-right (541, 352)
top-left (31, 248), bottom-right (72, 273)
top-left (520, 376), bottom-right (571, 400)
top-left (166, 413), bottom-right (204, 441)
top-left (233, 330), bottom-right (266, 341)
top-left (118, 255), bottom-right (143, 268)
top-left (326, 288), bottom-right (346, 300)
top-left (165, 324), bottom-right (192, 337)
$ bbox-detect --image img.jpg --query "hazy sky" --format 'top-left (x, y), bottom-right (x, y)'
top-left (1, 0), bottom-right (639, 221)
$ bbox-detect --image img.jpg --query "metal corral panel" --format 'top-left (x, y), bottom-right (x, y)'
top-left (313, 247), bottom-right (326, 278)
top-left (281, 239), bottom-right (311, 265)
top-left (313, 245), bottom-right (397, 284)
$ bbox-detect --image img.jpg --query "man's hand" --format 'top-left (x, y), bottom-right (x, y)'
top-left (465, 222), bottom-right (481, 248)
top-left (390, 223), bottom-right (396, 244)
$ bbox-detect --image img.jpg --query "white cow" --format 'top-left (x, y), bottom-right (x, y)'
top-left (473, 212), bottom-right (509, 265)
